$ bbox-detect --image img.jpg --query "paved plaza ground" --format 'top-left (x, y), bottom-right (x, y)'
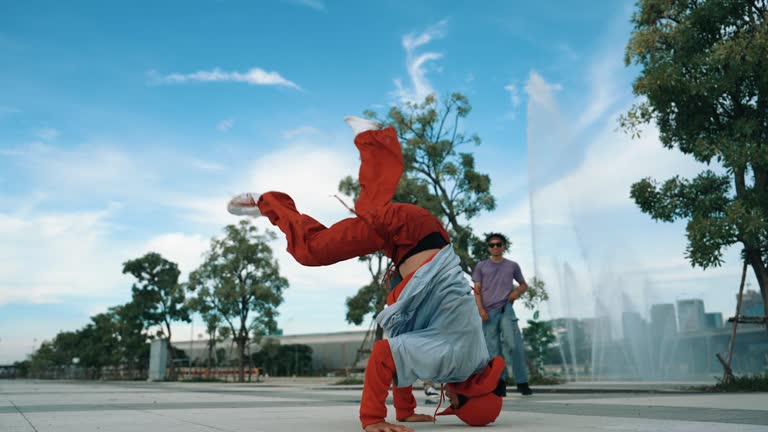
top-left (2, 379), bottom-right (767, 431)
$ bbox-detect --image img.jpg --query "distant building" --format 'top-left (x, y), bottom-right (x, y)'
top-left (741, 290), bottom-right (766, 317)
top-left (677, 299), bottom-right (706, 332)
top-left (650, 303), bottom-right (677, 337)
top-left (649, 303), bottom-right (678, 371)
top-left (621, 311), bottom-right (647, 340)
top-left (172, 330), bottom-right (369, 373)
top-left (275, 330), bottom-right (368, 371)
top-left (705, 312), bottom-right (723, 329)
top-left (582, 316), bottom-right (612, 344)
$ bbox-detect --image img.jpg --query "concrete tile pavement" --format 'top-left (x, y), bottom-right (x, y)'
top-left (1, 380), bottom-right (767, 431)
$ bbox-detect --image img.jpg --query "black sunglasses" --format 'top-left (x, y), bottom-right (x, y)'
top-left (488, 242), bottom-right (504, 248)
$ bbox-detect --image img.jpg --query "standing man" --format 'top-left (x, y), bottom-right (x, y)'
top-left (473, 233), bottom-right (533, 396)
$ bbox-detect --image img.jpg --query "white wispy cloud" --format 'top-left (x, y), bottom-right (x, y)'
top-left (393, 19), bottom-right (448, 103)
top-left (521, 70), bottom-right (707, 224)
top-left (6, 143), bottom-right (149, 197)
top-left (151, 67), bottom-right (301, 90)
top-left (187, 158), bottom-right (225, 172)
top-left (503, 82), bottom-right (522, 119)
top-left (576, 52), bottom-right (625, 131)
top-left (169, 130), bottom-right (371, 287)
top-left (36, 127), bottom-right (60, 140)
top-left (0, 123), bottom-right (376, 362)
top-left (282, 126), bottom-right (321, 140)
top-left (504, 83), bottom-right (521, 108)
top-left (216, 118), bottom-right (235, 132)
top-left (0, 106), bottom-right (20, 116)
top-left (525, 71), bottom-right (562, 112)
top-left (557, 43), bottom-right (580, 61)
top-left (500, 70), bottom-right (746, 324)
top-left (284, 0), bottom-right (325, 11)
top-left (0, 204), bottom-right (131, 305)
top-left (141, 232), bottom-right (210, 278)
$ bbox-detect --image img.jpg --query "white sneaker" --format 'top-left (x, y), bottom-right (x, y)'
top-left (344, 116), bottom-right (381, 135)
top-left (227, 193), bottom-right (262, 217)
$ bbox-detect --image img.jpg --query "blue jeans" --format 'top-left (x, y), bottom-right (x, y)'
top-left (482, 301), bottom-right (529, 384)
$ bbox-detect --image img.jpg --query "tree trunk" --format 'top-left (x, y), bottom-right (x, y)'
top-left (744, 246), bottom-right (768, 318)
top-left (165, 323), bottom-right (175, 380)
top-left (746, 254), bottom-right (768, 334)
top-left (237, 338), bottom-right (246, 382)
top-left (734, 168), bottom-right (767, 332)
top-left (206, 338), bottom-right (214, 377)
top-left (166, 339), bottom-right (175, 380)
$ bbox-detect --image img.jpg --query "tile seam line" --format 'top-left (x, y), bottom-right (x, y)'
top-left (9, 399), bottom-right (39, 432)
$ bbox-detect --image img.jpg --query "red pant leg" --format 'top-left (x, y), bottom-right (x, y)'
top-left (393, 385), bottom-right (416, 421)
top-left (354, 127), bottom-right (403, 214)
top-left (359, 340), bottom-right (418, 428)
top-left (360, 340), bottom-right (404, 428)
top-left (258, 192), bottom-right (385, 266)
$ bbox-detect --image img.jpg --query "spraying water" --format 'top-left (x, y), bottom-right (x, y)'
top-left (524, 71), bottom-right (732, 381)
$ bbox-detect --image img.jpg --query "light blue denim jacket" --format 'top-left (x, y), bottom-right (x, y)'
top-left (376, 246), bottom-right (489, 387)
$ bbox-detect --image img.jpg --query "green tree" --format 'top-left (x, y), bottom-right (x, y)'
top-left (621, 0), bottom-right (768, 314)
top-left (75, 312), bottom-right (122, 377)
top-left (110, 302), bottom-right (151, 371)
top-left (123, 252), bottom-right (191, 377)
top-left (254, 343), bottom-right (314, 376)
top-left (364, 93), bottom-right (496, 274)
top-left (188, 293), bottom-right (228, 375)
top-left (339, 172), bottom-right (445, 339)
top-left (523, 311), bottom-right (556, 378)
top-left (518, 276), bottom-right (550, 311)
top-left (12, 360), bottom-right (30, 378)
top-left (188, 220), bottom-right (288, 382)
top-left (337, 178), bottom-right (392, 338)
top-left (342, 92), bottom-right (497, 328)
top-left (517, 278), bottom-right (555, 377)
top-left (251, 339), bottom-right (280, 376)
top-left (24, 304), bottom-right (152, 379)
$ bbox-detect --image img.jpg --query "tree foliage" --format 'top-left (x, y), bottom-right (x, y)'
top-left (251, 341), bottom-right (313, 376)
top-left (123, 252), bottom-right (190, 376)
top-left (523, 310), bottom-right (556, 378)
top-left (187, 292), bottom-right (228, 373)
top-left (122, 252), bottom-right (190, 341)
top-left (342, 92), bottom-right (497, 327)
top-left (621, 0), bottom-right (768, 311)
top-left (521, 277), bottom-right (556, 376)
top-left (338, 169), bottom-right (443, 328)
top-left (187, 220), bottom-right (288, 382)
top-left (364, 92), bottom-right (496, 274)
top-left (23, 304), bottom-right (151, 378)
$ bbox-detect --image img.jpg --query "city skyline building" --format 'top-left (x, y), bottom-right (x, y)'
top-left (705, 312), bottom-right (723, 329)
top-left (677, 299), bottom-right (706, 332)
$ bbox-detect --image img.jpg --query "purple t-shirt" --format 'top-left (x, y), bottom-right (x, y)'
top-left (472, 258), bottom-right (525, 312)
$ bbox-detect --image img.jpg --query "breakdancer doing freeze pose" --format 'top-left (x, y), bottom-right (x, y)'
top-left (227, 116), bottom-right (506, 431)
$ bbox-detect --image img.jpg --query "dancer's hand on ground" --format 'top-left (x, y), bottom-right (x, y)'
top-left (364, 421), bottom-right (415, 432)
top-left (401, 414), bottom-right (434, 422)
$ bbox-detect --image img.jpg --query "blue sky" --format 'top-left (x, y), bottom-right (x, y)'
top-left (0, 0), bottom-right (756, 363)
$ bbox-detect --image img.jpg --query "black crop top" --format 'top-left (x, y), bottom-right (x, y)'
top-left (396, 231), bottom-right (450, 268)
